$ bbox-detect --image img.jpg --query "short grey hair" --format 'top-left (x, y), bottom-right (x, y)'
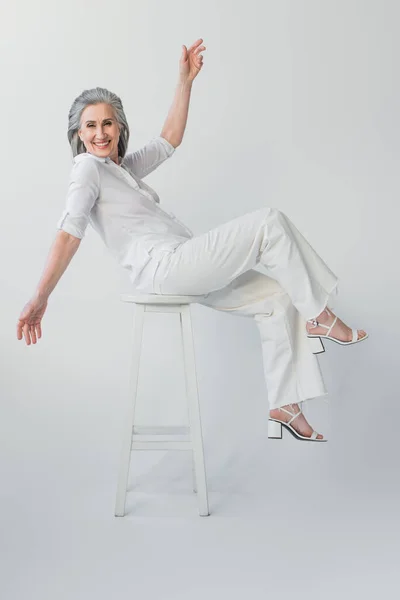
top-left (67, 87), bottom-right (130, 159)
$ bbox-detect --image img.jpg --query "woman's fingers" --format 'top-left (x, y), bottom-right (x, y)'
top-left (188, 38), bottom-right (203, 52)
top-left (17, 307), bottom-right (31, 343)
top-left (194, 45), bottom-right (206, 55)
top-left (30, 325), bottom-right (37, 345)
top-left (16, 320), bottom-right (23, 340)
top-left (17, 313), bottom-right (30, 342)
top-left (17, 297), bottom-right (46, 345)
top-left (26, 323), bottom-right (41, 345)
top-left (18, 319), bottom-right (40, 345)
top-left (22, 322), bottom-right (31, 345)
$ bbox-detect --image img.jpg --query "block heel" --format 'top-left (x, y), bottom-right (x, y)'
top-left (268, 419), bottom-right (283, 439)
top-left (308, 335), bottom-right (325, 354)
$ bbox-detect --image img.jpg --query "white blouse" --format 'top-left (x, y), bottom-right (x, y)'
top-left (57, 136), bottom-right (193, 290)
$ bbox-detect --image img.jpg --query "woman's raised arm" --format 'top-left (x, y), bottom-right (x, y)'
top-left (160, 38), bottom-right (206, 148)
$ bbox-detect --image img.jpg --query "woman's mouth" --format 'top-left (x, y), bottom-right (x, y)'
top-left (93, 141), bottom-right (110, 148)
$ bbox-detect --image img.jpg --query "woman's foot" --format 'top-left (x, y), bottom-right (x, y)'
top-left (269, 403), bottom-right (324, 440)
top-left (306, 307), bottom-right (367, 342)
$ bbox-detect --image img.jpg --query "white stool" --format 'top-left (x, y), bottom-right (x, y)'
top-left (115, 293), bottom-right (210, 517)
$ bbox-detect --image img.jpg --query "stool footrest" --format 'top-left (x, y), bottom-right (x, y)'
top-left (133, 426), bottom-right (190, 435)
top-left (131, 441), bottom-right (192, 450)
top-left (131, 426), bottom-right (191, 449)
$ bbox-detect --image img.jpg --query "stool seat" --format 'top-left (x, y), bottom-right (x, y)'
top-left (115, 293), bottom-right (210, 517)
top-left (120, 293), bottom-right (206, 305)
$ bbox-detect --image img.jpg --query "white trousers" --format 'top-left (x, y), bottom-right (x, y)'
top-left (150, 207), bottom-right (339, 410)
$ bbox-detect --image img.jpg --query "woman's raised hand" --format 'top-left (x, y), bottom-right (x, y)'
top-left (17, 294), bottom-right (48, 345)
top-left (179, 38), bottom-right (206, 83)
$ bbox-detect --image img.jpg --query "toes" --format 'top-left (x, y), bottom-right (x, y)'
top-left (317, 433), bottom-right (324, 440)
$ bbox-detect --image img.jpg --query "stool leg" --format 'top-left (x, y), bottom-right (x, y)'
top-left (115, 304), bottom-right (145, 517)
top-left (180, 306), bottom-right (210, 516)
top-left (192, 453), bottom-right (197, 493)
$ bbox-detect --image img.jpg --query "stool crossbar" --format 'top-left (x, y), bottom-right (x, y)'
top-left (115, 294), bottom-right (210, 517)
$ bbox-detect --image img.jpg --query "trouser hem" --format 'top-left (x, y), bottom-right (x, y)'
top-left (304, 279), bottom-right (339, 323)
top-left (268, 391), bottom-right (329, 411)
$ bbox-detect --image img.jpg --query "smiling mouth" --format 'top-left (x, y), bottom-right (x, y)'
top-left (94, 141), bottom-right (110, 148)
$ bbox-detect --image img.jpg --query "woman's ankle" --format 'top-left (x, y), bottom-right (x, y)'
top-left (312, 306), bottom-right (332, 324)
top-left (270, 403), bottom-right (299, 414)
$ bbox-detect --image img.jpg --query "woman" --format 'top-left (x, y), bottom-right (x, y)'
top-left (16, 38), bottom-right (368, 442)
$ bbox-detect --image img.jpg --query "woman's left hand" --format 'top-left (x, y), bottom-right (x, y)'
top-left (179, 38), bottom-right (206, 83)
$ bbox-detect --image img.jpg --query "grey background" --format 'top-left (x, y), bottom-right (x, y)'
top-left (1, 0), bottom-right (398, 597)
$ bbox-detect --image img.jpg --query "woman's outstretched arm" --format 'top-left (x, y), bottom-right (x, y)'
top-left (17, 156), bottom-right (100, 345)
top-left (16, 231), bottom-right (81, 345)
top-left (161, 38), bottom-right (206, 148)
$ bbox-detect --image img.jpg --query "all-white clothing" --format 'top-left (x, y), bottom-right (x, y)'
top-left (57, 136), bottom-right (194, 287)
top-left (150, 207), bottom-right (339, 409)
top-left (57, 137), bottom-right (339, 409)
top-left (151, 207), bottom-right (338, 321)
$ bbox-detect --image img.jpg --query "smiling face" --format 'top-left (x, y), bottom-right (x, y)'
top-left (78, 103), bottom-right (121, 163)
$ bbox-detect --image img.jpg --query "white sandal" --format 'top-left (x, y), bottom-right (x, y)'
top-left (268, 404), bottom-right (327, 442)
top-left (307, 307), bottom-right (368, 351)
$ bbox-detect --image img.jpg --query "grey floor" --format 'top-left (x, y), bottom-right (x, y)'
top-left (2, 412), bottom-right (398, 600)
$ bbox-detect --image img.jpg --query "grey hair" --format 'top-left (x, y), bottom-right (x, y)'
top-left (67, 87), bottom-right (130, 159)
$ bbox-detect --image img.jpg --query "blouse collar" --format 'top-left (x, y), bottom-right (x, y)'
top-left (74, 152), bottom-right (124, 166)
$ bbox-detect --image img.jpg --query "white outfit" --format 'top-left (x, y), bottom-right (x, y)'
top-left (57, 136), bottom-right (194, 287)
top-left (57, 136), bottom-right (339, 409)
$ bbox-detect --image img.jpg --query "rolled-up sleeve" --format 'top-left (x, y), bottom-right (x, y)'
top-left (57, 158), bottom-right (100, 239)
top-left (122, 135), bottom-right (176, 179)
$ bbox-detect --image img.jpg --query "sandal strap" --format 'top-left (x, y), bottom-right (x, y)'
top-left (278, 405), bottom-right (303, 424)
top-left (307, 315), bottom-right (338, 337)
top-left (275, 406), bottom-right (323, 440)
top-left (326, 315), bottom-right (338, 337)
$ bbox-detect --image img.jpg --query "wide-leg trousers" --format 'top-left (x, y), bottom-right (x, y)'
top-left (150, 207), bottom-right (339, 410)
